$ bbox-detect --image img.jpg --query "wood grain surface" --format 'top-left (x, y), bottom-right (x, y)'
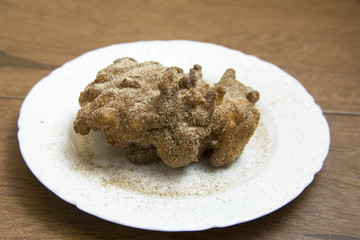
top-left (1, 0), bottom-right (359, 239)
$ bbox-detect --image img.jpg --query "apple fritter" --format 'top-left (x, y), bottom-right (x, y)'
top-left (74, 57), bottom-right (260, 168)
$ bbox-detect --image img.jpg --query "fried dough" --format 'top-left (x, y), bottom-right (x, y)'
top-left (74, 57), bottom-right (260, 168)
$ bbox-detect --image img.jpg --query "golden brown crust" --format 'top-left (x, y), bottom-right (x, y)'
top-left (73, 57), bottom-right (260, 168)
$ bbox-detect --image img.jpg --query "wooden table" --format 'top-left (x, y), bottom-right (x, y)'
top-left (1, 0), bottom-right (359, 239)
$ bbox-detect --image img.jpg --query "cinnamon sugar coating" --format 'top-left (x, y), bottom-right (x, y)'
top-left (73, 58), bottom-right (260, 168)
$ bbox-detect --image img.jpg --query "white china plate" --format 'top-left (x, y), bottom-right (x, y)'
top-left (18, 40), bottom-right (330, 231)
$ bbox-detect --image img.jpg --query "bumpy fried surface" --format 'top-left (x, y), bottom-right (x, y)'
top-left (73, 57), bottom-right (260, 168)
